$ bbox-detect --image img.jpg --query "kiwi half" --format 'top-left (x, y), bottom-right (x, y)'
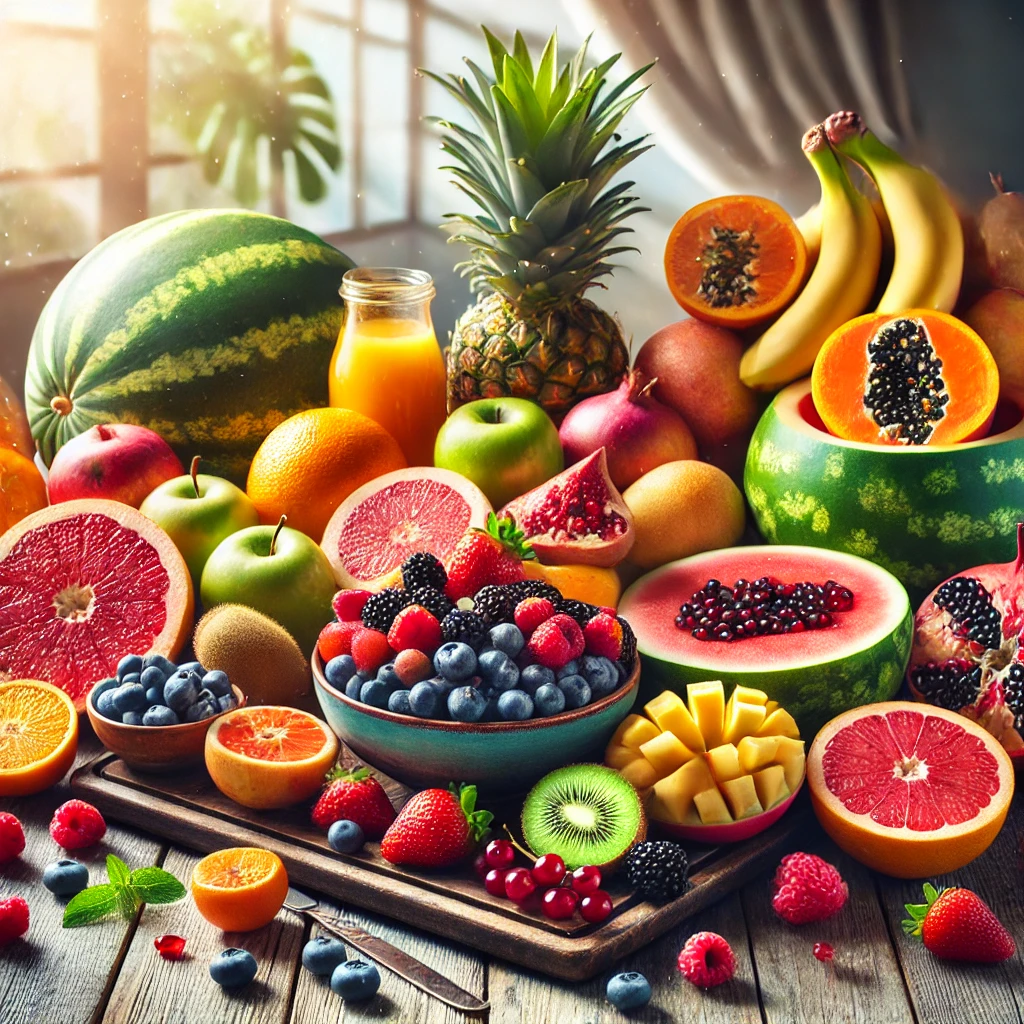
top-left (521, 764), bottom-right (646, 872)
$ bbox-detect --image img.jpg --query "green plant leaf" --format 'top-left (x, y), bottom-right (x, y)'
top-left (129, 867), bottom-right (188, 905)
top-left (106, 854), bottom-right (131, 891)
top-left (63, 884), bottom-right (120, 928)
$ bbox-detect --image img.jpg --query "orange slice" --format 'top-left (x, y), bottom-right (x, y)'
top-left (0, 679), bottom-right (78, 796)
top-left (808, 701), bottom-right (1013, 877)
top-left (191, 846), bottom-right (288, 932)
top-left (205, 705), bottom-right (339, 810)
top-left (522, 560), bottom-right (621, 609)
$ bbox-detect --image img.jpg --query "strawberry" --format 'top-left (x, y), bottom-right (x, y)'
top-left (903, 883), bottom-right (1016, 963)
top-left (380, 784), bottom-right (493, 868)
top-left (311, 766), bottom-right (397, 839)
top-left (444, 514), bottom-right (532, 600)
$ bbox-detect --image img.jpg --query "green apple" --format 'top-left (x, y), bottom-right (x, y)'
top-left (434, 398), bottom-right (564, 509)
top-left (200, 516), bottom-right (337, 658)
top-left (140, 457), bottom-right (260, 587)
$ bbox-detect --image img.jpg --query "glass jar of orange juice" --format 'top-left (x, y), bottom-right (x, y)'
top-left (329, 268), bottom-right (447, 467)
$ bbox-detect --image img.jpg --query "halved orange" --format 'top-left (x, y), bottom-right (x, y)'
top-left (522, 560), bottom-right (622, 609)
top-left (0, 679), bottom-right (78, 796)
top-left (191, 846), bottom-right (288, 932)
top-left (205, 705), bottom-right (339, 810)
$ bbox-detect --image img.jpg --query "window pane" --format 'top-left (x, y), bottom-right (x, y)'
top-left (148, 160), bottom-right (270, 216)
top-left (294, 0), bottom-right (353, 20)
top-left (148, 0), bottom-right (270, 33)
top-left (362, 41), bottom-right (409, 224)
top-left (0, 0), bottom-right (96, 28)
top-left (364, 0), bottom-right (407, 43)
top-left (0, 35), bottom-right (98, 171)
top-left (0, 176), bottom-right (99, 268)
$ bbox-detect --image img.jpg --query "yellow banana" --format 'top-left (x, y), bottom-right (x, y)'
top-left (740, 125), bottom-right (881, 390)
top-left (794, 201), bottom-right (822, 268)
top-left (826, 110), bottom-right (963, 313)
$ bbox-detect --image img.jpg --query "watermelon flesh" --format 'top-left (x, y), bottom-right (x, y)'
top-left (620, 545), bottom-right (913, 736)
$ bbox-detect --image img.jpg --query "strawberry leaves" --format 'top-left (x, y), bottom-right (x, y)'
top-left (452, 783), bottom-right (494, 843)
top-left (902, 881), bottom-right (944, 938)
top-left (485, 512), bottom-right (535, 561)
top-left (63, 855), bottom-right (185, 928)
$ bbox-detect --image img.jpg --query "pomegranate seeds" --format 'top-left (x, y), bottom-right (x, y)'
top-left (154, 934), bottom-right (187, 961)
top-left (677, 931), bottom-right (736, 988)
top-left (813, 941), bottom-right (835, 962)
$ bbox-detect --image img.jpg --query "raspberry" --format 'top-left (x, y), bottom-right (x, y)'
top-left (527, 613), bottom-right (585, 669)
top-left (0, 812), bottom-right (25, 864)
top-left (514, 597), bottom-right (556, 637)
top-left (387, 605), bottom-right (442, 654)
top-left (49, 800), bottom-right (106, 851)
top-left (771, 852), bottom-right (848, 925)
top-left (333, 589), bottom-right (372, 622)
top-left (583, 612), bottom-right (623, 659)
top-left (350, 628), bottom-right (395, 675)
top-left (317, 620), bottom-right (361, 661)
top-left (677, 931), bottom-right (736, 988)
top-left (0, 896), bottom-right (29, 945)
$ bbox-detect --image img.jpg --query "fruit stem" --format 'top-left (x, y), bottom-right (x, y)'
top-left (991, 171), bottom-right (1007, 195)
top-left (190, 456), bottom-right (201, 499)
top-left (270, 515), bottom-right (287, 557)
top-left (96, 424), bottom-right (112, 441)
top-left (502, 823), bottom-right (535, 860)
top-left (50, 395), bottom-right (72, 416)
top-left (801, 123), bottom-right (827, 154)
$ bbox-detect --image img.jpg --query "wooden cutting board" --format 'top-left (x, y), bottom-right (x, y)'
top-left (71, 748), bottom-right (810, 981)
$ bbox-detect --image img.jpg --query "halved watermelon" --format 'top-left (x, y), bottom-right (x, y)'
top-left (619, 545), bottom-right (913, 736)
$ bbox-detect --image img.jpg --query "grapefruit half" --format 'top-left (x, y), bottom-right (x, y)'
top-left (321, 467), bottom-right (492, 590)
top-left (0, 499), bottom-right (194, 711)
top-left (807, 701), bottom-right (1014, 877)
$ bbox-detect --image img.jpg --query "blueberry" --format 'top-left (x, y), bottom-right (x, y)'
top-left (143, 705), bottom-right (179, 727)
top-left (91, 677), bottom-right (118, 699)
top-left (519, 664), bottom-right (555, 696)
top-left (344, 675), bottom-right (364, 701)
top-left (533, 683), bottom-right (566, 717)
top-left (433, 642), bottom-right (477, 681)
top-left (122, 711), bottom-right (145, 726)
top-left (448, 685), bottom-right (487, 722)
top-left (42, 858), bottom-right (89, 896)
top-left (408, 680), bottom-right (441, 718)
top-left (116, 654), bottom-right (143, 680)
top-left (582, 655), bottom-right (620, 698)
top-left (388, 689), bottom-right (413, 715)
top-left (497, 689), bottom-right (534, 721)
top-left (480, 696), bottom-right (503, 722)
top-left (359, 678), bottom-right (397, 709)
top-left (95, 689), bottom-right (122, 722)
top-left (302, 935), bottom-right (348, 976)
top-left (144, 686), bottom-right (164, 706)
top-left (201, 669), bottom-right (231, 697)
top-left (327, 819), bottom-right (365, 854)
top-left (377, 662), bottom-right (401, 689)
top-left (330, 959), bottom-right (380, 1001)
top-left (556, 660), bottom-right (580, 679)
top-left (326, 655), bottom-right (358, 689)
top-left (477, 649), bottom-right (519, 692)
top-left (558, 674), bottom-right (592, 710)
top-left (216, 693), bottom-right (238, 713)
top-left (139, 665), bottom-right (166, 690)
top-left (120, 672), bottom-right (141, 688)
top-left (198, 688), bottom-right (216, 704)
top-left (164, 672), bottom-right (199, 714)
top-left (606, 971), bottom-right (651, 1011)
top-left (142, 653), bottom-right (177, 677)
top-left (209, 947), bottom-right (258, 988)
top-left (488, 623), bottom-right (524, 658)
top-left (185, 699), bottom-right (218, 722)
top-left (111, 683), bottom-right (147, 714)
top-left (178, 661), bottom-right (203, 674)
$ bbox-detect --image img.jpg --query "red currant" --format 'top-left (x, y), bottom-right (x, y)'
top-left (485, 839), bottom-right (515, 871)
top-left (154, 934), bottom-right (186, 961)
top-left (813, 942), bottom-right (835, 963)
top-left (541, 886), bottom-right (578, 920)
top-left (579, 890), bottom-right (613, 923)
top-left (571, 864), bottom-right (602, 895)
top-left (484, 868), bottom-right (508, 897)
top-left (531, 853), bottom-right (566, 887)
top-left (472, 852), bottom-right (489, 880)
top-left (504, 867), bottom-right (537, 903)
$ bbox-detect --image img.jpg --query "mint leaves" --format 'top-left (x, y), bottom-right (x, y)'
top-left (62, 854), bottom-right (186, 928)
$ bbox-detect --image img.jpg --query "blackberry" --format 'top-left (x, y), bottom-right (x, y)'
top-left (624, 841), bottom-right (689, 903)
top-left (441, 610), bottom-right (488, 651)
top-left (401, 552), bottom-right (447, 592)
top-left (909, 658), bottom-right (981, 711)
top-left (471, 585), bottom-right (515, 624)
top-left (409, 586), bottom-right (454, 623)
top-left (360, 588), bottom-right (410, 632)
top-left (618, 616), bottom-right (637, 671)
top-left (1003, 662), bottom-right (1024, 729)
top-left (508, 579), bottom-right (563, 606)
top-left (560, 599), bottom-right (600, 627)
top-left (932, 576), bottom-right (1003, 651)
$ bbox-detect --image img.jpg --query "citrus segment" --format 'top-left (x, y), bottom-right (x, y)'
top-left (215, 707), bottom-right (332, 762)
top-left (0, 679), bottom-right (78, 796)
top-left (191, 846), bottom-right (288, 932)
top-left (808, 702), bottom-right (1013, 877)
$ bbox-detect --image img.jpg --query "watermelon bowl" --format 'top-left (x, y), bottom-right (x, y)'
top-left (618, 545), bottom-right (913, 739)
top-left (745, 378), bottom-right (1024, 605)
top-left (311, 650), bottom-right (639, 795)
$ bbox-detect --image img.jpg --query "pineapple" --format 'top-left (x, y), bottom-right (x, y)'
top-left (425, 28), bottom-right (653, 415)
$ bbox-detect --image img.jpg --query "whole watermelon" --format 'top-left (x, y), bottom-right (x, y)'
top-left (26, 210), bottom-right (355, 483)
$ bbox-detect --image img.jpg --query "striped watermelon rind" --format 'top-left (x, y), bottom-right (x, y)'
top-left (26, 209), bottom-right (355, 483)
top-left (744, 379), bottom-right (1024, 605)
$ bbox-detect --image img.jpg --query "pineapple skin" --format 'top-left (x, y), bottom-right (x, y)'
top-left (446, 292), bottom-right (629, 416)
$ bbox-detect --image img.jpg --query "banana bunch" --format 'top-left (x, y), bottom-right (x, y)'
top-left (739, 111), bottom-right (964, 390)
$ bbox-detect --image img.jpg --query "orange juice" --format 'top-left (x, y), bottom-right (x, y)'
top-left (329, 269), bottom-right (447, 466)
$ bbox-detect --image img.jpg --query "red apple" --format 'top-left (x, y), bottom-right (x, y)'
top-left (47, 424), bottom-right (184, 508)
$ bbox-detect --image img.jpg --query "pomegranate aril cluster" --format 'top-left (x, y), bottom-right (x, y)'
top-left (932, 576), bottom-right (1003, 651)
top-left (524, 477), bottom-right (631, 543)
top-left (675, 577), bottom-right (854, 643)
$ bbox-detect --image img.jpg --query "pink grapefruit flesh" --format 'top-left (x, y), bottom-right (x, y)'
top-left (321, 467), bottom-right (492, 590)
top-left (0, 499), bottom-right (194, 711)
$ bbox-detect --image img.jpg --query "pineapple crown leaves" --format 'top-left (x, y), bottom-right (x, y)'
top-left (449, 782), bottom-right (494, 843)
top-left (901, 882), bottom-right (947, 938)
top-left (481, 511), bottom-right (536, 562)
top-left (421, 28), bottom-right (654, 309)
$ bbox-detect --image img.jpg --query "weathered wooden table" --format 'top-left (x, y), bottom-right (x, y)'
top-left (2, 733), bottom-right (1022, 1024)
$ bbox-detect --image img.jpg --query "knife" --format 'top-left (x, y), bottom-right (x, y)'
top-left (283, 887), bottom-right (489, 1014)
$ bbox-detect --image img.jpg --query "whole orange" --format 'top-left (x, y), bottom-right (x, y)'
top-left (0, 447), bottom-right (47, 535)
top-left (246, 407), bottom-right (406, 541)
top-left (191, 847), bottom-right (289, 932)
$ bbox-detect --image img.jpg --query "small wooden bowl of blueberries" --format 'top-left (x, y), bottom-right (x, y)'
top-left (86, 652), bottom-right (245, 773)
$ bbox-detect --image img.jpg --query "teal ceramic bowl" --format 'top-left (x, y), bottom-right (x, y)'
top-left (312, 652), bottom-right (639, 794)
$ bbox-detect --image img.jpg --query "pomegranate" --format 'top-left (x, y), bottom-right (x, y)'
top-left (907, 522), bottom-right (1024, 758)
top-left (558, 370), bottom-right (697, 490)
top-left (499, 449), bottom-right (634, 567)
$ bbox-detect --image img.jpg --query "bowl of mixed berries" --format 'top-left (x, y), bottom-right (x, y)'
top-left (312, 552), bottom-right (639, 793)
